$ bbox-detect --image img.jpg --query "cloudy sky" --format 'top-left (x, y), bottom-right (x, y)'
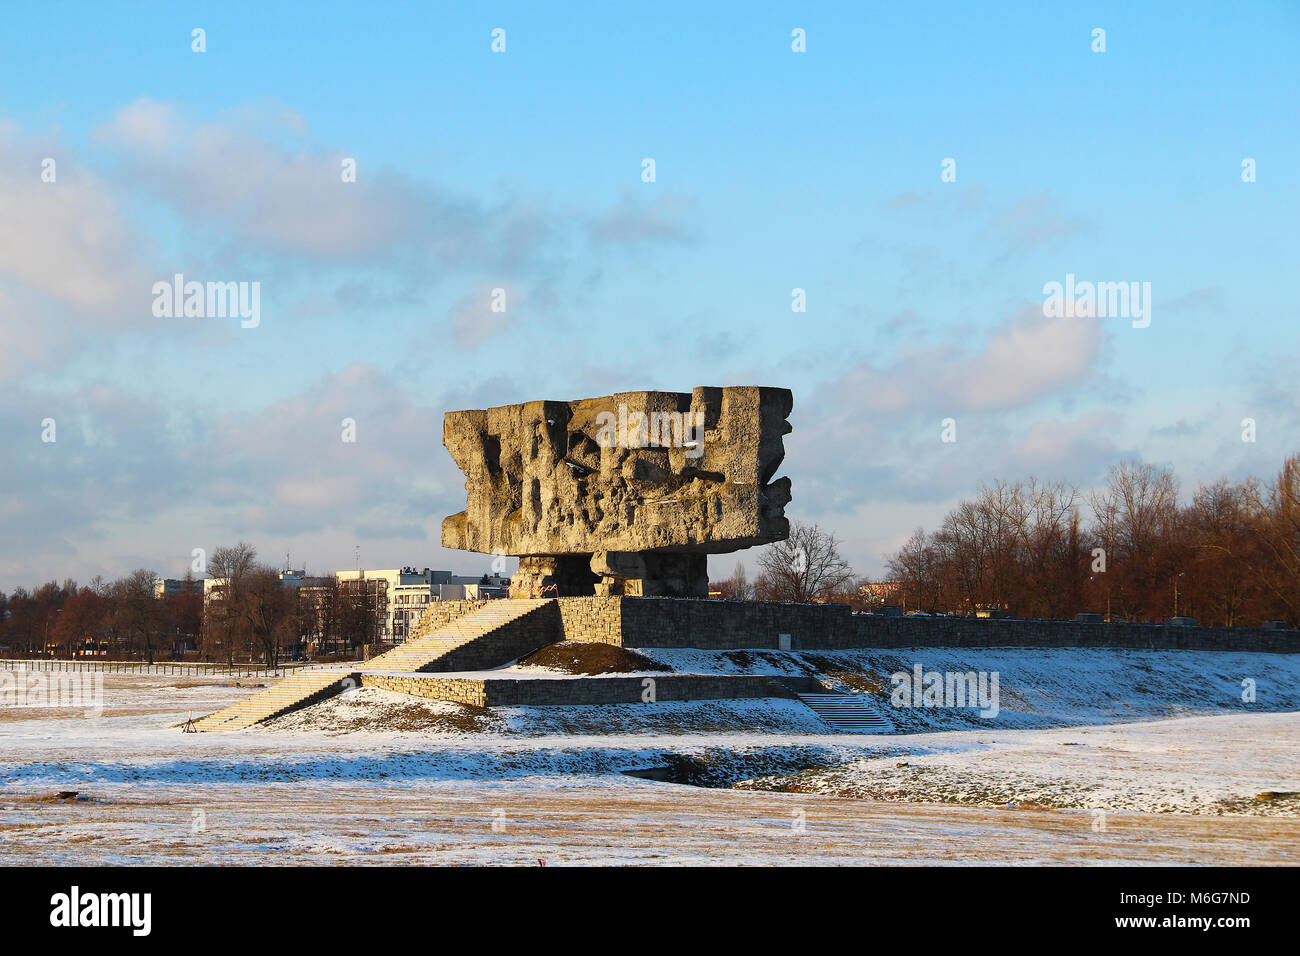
top-left (2, 1), bottom-right (1298, 591)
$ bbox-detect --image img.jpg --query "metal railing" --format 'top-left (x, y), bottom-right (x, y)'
top-left (0, 659), bottom-right (362, 678)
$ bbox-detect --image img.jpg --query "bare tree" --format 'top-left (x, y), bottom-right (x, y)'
top-left (338, 575), bottom-right (389, 653)
top-left (1088, 461), bottom-right (1180, 620)
top-left (112, 569), bottom-right (161, 663)
top-left (241, 567), bottom-right (296, 666)
top-left (208, 542), bottom-right (257, 591)
top-left (755, 521), bottom-right (856, 603)
top-left (204, 542), bottom-right (258, 663)
top-left (1020, 479), bottom-right (1082, 618)
top-left (1249, 454), bottom-right (1300, 619)
top-left (716, 561), bottom-right (753, 601)
top-left (1089, 461), bottom-right (1179, 558)
top-left (886, 529), bottom-right (945, 612)
top-left (1175, 479), bottom-right (1251, 625)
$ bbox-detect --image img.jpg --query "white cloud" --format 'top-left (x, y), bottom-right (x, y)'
top-left (0, 128), bottom-right (149, 311)
top-left (819, 305), bottom-right (1100, 417)
top-left (0, 363), bottom-right (473, 588)
top-left (93, 99), bottom-right (550, 269)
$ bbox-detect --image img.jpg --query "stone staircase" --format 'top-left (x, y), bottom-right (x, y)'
top-left (796, 692), bottom-right (894, 733)
top-left (190, 669), bottom-right (354, 733)
top-left (358, 598), bottom-right (556, 672)
top-left (191, 599), bottom-right (558, 732)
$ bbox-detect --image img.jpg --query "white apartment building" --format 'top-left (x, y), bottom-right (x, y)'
top-left (334, 567), bottom-right (509, 643)
top-left (196, 566), bottom-right (508, 644)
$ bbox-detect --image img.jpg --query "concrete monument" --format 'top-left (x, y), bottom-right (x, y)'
top-left (441, 386), bottom-right (792, 596)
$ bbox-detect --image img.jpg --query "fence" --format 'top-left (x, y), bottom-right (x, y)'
top-left (508, 584), bottom-right (559, 598)
top-left (0, 659), bottom-right (361, 678)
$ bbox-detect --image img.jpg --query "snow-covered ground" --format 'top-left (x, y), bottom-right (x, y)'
top-left (736, 712), bottom-right (1300, 816)
top-left (0, 670), bottom-right (251, 724)
top-left (637, 646), bottom-right (1300, 731)
top-left (2, 651), bottom-right (1298, 865)
top-left (7, 773), bottom-right (1298, 866)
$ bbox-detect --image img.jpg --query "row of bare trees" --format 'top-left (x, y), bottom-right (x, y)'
top-left (0, 543), bottom-right (390, 664)
top-left (203, 543), bottom-right (297, 666)
top-left (202, 543), bottom-right (389, 664)
top-left (0, 572), bottom-right (201, 663)
top-left (885, 454), bottom-right (1300, 625)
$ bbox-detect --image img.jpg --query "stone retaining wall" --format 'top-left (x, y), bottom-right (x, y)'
top-left (359, 672), bottom-right (821, 707)
top-left (406, 596), bottom-right (1300, 655)
top-left (360, 674), bottom-right (488, 707)
top-left (481, 673), bottom-right (819, 706)
top-left (616, 598), bottom-right (844, 649)
top-left (838, 615), bottom-right (1300, 652)
top-left (555, 596), bottom-right (623, 645)
top-left (559, 596), bottom-right (1300, 653)
top-left (422, 600), bottom-right (561, 672)
top-left (406, 599), bottom-right (496, 641)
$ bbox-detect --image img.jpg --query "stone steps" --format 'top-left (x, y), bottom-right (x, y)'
top-left (359, 599), bottom-right (555, 672)
top-left (405, 598), bottom-right (548, 640)
top-left (190, 670), bottom-right (353, 732)
top-left (796, 692), bottom-right (894, 733)
top-left (191, 599), bottom-right (558, 732)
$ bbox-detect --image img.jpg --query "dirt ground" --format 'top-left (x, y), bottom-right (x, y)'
top-left (3, 778), bottom-right (1297, 865)
top-left (3, 671), bottom-right (1299, 865)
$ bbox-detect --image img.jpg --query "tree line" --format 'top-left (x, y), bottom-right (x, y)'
top-left (884, 454), bottom-right (1300, 625)
top-left (0, 570), bottom-right (201, 664)
top-left (712, 453), bottom-right (1300, 627)
top-left (0, 543), bottom-right (390, 664)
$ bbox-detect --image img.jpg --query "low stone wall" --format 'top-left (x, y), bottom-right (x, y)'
top-left (481, 674), bottom-right (819, 706)
top-left (423, 600), bottom-right (561, 672)
top-left (555, 596), bottom-right (623, 645)
top-left (554, 596), bottom-right (1300, 653)
top-left (615, 598), bottom-right (845, 649)
top-left (840, 616), bottom-right (1300, 652)
top-left (359, 672), bottom-right (820, 707)
top-left (406, 596), bottom-right (1300, 655)
top-left (360, 673), bottom-right (487, 707)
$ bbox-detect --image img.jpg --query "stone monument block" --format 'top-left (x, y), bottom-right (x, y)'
top-left (441, 386), bottom-right (792, 596)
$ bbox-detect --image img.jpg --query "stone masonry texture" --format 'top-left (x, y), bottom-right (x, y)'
top-left (359, 672), bottom-right (822, 707)
top-left (413, 597), bottom-right (1300, 654)
top-left (440, 386), bottom-right (793, 597)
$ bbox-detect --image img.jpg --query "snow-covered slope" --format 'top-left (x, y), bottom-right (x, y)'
top-left (637, 647), bottom-right (1300, 733)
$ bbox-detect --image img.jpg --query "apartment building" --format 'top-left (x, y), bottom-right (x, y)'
top-left (334, 567), bottom-right (508, 643)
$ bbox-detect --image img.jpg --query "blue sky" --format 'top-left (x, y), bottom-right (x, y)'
top-left (2, 1), bottom-right (1298, 589)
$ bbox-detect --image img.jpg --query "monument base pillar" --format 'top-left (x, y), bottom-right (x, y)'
top-left (511, 552), bottom-right (710, 598)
